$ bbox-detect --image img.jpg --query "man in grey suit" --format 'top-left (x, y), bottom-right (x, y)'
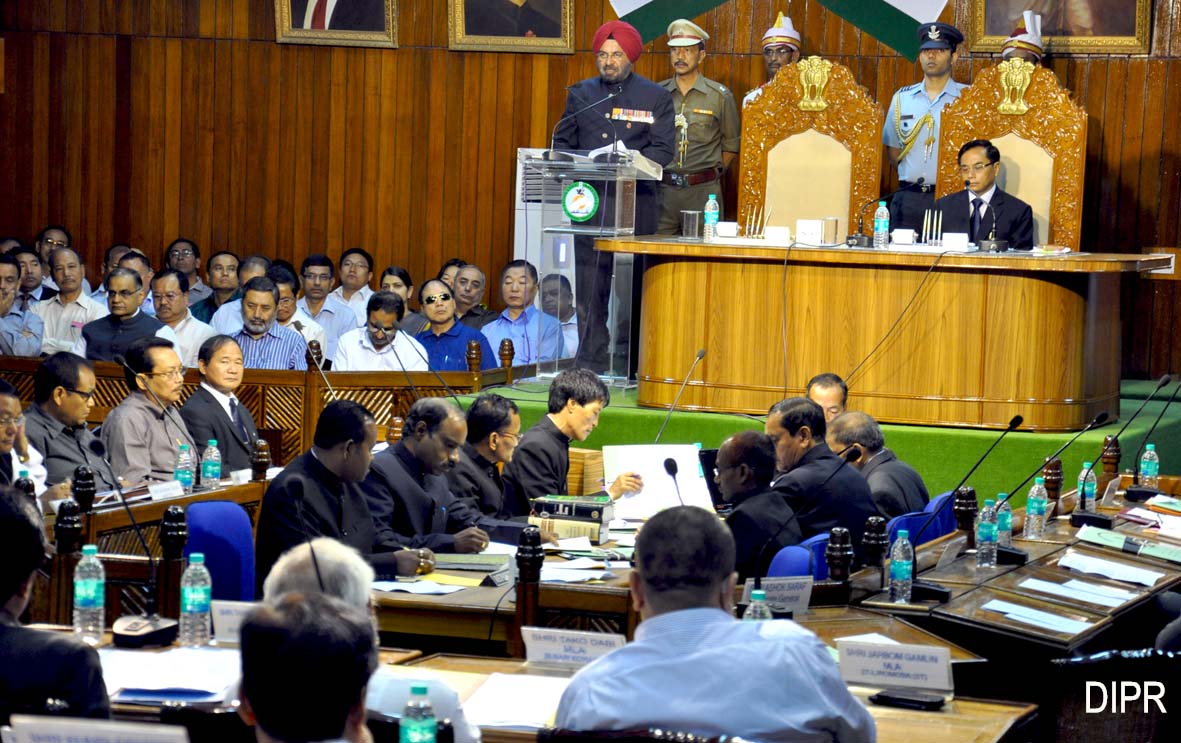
top-left (181, 335), bottom-right (259, 475)
top-left (827, 411), bottom-right (930, 519)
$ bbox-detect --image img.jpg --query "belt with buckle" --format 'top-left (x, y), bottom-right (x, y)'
top-left (900, 181), bottom-right (934, 193)
top-left (662, 169), bottom-right (719, 188)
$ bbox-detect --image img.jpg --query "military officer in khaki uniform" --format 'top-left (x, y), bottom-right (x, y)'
top-left (657, 19), bottom-right (740, 235)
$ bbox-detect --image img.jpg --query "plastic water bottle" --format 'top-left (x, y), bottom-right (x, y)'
top-left (174, 444), bottom-right (195, 494)
top-left (73, 544), bottom-right (105, 646)
top-left (1141, 443), bottom-right (1160, 489)
top-left (1023, 477), bottom-right (1048, 538)
top-left (179, 553), bottom-right (213, 647)
top-left (872, 200), bottom-right (890, 249)
top-left (976, 499), bottom-right (998, 568)
top-left (996, 495), bottom-right (1013, 547)
top-left (1077, 462), bottom-right (1097, 512)
top-left (889, 529), bottom-right (914, 604)
top-left (703, 193), bottom-right (720, 242)
top-left (400, 684), bottom-right (436, 743)
top-left (743, 589), bottom-right (773, 621)
top-left (200, 440), bottom-right (222, 486)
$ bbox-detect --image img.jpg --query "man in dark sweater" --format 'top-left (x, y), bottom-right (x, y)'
top-left (719, 430), bottom-right (802, 581)
top-left (448, 393), bottom-right (521, 517)
top-left (73, 267), bottom-right (177, 361)
top-left (827, 411), bottom-right (930, 519)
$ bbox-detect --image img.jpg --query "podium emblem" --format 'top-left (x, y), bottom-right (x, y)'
top-left (562, 181), bottom-right (600, 223)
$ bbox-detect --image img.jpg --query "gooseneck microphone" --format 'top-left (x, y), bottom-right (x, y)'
top-left (818, 444), bottom-right (862, 488)
top-left (998, 411), bottom-right (1110, 507)
top-left (309, 345), bottom-right (339, 401)
top-left (88, 440), bottom-right (179, 647)
top-left (292, 491), bottom-right (326, 592)
top-left (911, 414), bottom-right (1023, 545)
top-left (1076, 374), bottom-right (1172, 507)
top-left (848, 179), bottom-right (923, 247)
top-left (1127, 380), bottom-right (1181, 501)
top-left (654, 349), bottom-right (706, 443)
top-left (548, 85), bottom-right (624, 157)
top-left (663, 457), bottom-right (685, 507)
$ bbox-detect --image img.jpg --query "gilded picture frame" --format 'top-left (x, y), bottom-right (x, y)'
top-left (275, 0), bottom-right (398, 49)
top-left (448, 0), bottom-right (574, 54)
top-left (970, 0), bottom-right (1152, 55)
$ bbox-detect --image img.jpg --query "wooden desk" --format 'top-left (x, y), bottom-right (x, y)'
top-left (407, 653), bottom-right (1036, 743)
top-left (597, 237), bottom-right (1170, 431)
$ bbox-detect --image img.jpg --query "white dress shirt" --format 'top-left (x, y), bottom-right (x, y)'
top-left (332, 327), bottom-right (429, 372)
top-left (210, 298), bottom-right (243, 335)
top-left (5, 445), bottom-right (48, 496)
top-left (69, 311), bottom-right (180, 358)
top-left (330, 285), bottom-right (374, 326)
top-left (280, 308), bottom-right (328, 354)
top-left (166, 311), bottom-right (218, 367)
top-left (199, 380), bottom-right (239, 422)
top-left (31, 292), bottom-right (109, 354)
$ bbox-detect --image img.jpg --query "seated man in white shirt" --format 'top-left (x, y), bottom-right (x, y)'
top-left (0, 380), bottom-right (54, 506)
top-left (541, 273), bottom-right (579, 359)
top-left (32, 248), bottom-right (106, 355)
top-left (269, 263), bottom-right (327, 365)
top-left (555, 505), bottom-right (876, 743)
top-left (262, 538), bottom-right (480, 743)
top-left (334, 291), bottom-right (429, 372)
top-left (330, 248), bottom-right (376, 326)
top-left (151, 269), bottom-right (216, 367)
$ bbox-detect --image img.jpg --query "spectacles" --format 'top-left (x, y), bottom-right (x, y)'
top-left (959, 162), bottom-right (997, 174)
top-left (497, 431), bottom-right (520, 442)
top-left (712, 463), bottom-right (737, 478)
top-left (39, 238), bottom-right (68, 249)
top-left (341, 260), bottom-right (369, 270)
top-left (170, 248), bottom-right (195, 258)
top-left (596, 51), bottom-right (628, 62)
top-left (0, 415), bottom-right (25, 428)
top-left (763, 46), bottom-right (796, 59)
top-left (277, 297), bottom-right (296, 306)
top-left (423, 293), bottom-right (452, 305)
top-left (367, 322), bottom-right (398, 335)
top-left (153, 291), bottom-right (184, 303)
top-left (64, 387), bottom-right (96, 401)
top-left (108, 289), bottom-right (142, 299)
top-left (145, 367), bottom-right (186, 380)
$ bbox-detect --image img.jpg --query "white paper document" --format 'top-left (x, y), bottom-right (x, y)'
top-left (834, 632), bottom-right (900, 645)
top-left (602, 444), bottom-right (715, 520)
top-left (1017, 578), bottom-right (1133, 609)
top-left (99, 646), bottom-right (241, 702)
top-left (557, 557), bottom-right (631, 570)
top-left (543, 536), bottom-right (593, 552)
top-left (373, 580), bottom-right (467, 595)
top-left (540, 566), bottom-right (611, 583)
top-left (980, 599), bottom-right (1093, 634)
top-left (461, 673), bottom-right (571, 730)
top-left (1058, 551), bottom-right (1165, 587)
top-left (482, 541), bottom-right (518, 555)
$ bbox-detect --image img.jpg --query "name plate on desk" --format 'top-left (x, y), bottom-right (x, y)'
top-left (521, 626), bottom-right (625, 670)
top-left (7, 714), bottom-right (188, 743)
top-left (839, 641), bottom-right (952, 692)
top-left (211, 600), bottom-right (257, 645)
top-left (147, 481), bottom-right (184, 501)
top-left (742, 577), bottom-right (813, 614)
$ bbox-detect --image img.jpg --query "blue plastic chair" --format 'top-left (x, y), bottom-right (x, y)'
top-left (766, 544), bottom-right (812, 578)
top-left (924, 491), bottom-right (955, 536)
top-left (800, 532), bottom-right (830, 580)
top-left (184, 501), bottom-right (255, 601)
top-left (886, 511), bottom-right (932, 545)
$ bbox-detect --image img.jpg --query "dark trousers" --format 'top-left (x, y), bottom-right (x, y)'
top-left (888, 190), bottom-right (935, 233)
top-left (574, 235), bottom-right (613, 373)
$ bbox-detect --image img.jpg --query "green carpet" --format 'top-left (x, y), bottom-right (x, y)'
top-left (466, 381), bottom-right (1181, 510)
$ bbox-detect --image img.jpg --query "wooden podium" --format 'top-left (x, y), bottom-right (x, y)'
top-left (597, 238), bottom-right (1170, 431)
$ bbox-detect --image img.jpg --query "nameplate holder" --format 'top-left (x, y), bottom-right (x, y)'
top-left (230, 468), bottom-right (252, 485)
top-left (521, 626), bottom-right (625, 670)
top-left (148, 481), bottom-right (185, 501)
top-left (795, 219), bottom-right (823, 245)
top-left (838, 641), bottom-right (953, 693)
top-left (936, 535), bottom-right (968, 570)
top-left (943, 232), bottom-right (969, 251)
top-left (211, 600), bottom-right (257, 646)
top-left (742, 576), bottom-right (813, 615)
top-left (8, 714), bottom-right (189, 743)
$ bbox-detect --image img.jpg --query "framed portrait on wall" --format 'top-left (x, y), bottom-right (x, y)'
top-left (971, 0), bottom-right (1152, 54)
top-left (448, 0), bottom-right (574, 54)
top-left (275, 0), bottom-right (398, 48)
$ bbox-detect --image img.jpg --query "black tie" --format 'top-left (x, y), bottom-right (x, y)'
top-left (970, 197), bottom-right (984, 243)
top-left (0, 453), bottom-right (12, 485)
top-left (230, 399), bottom-right (249, 442)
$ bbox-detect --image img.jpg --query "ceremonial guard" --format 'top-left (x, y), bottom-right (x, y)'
top-left (743, 11), bottom-right (803, 108)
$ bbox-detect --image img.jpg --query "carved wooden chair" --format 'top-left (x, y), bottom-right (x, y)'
top-left (937, 59), bottom-right (1087, 250)
top-left (738, 57), bottom-right (884, 243)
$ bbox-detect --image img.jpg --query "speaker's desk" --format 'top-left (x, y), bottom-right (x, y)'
top-left (596, 238), bottom-right (1170, 431)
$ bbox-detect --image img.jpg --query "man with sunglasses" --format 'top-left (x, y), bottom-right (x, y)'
top-left (742, 11), bottom-right (803, 108)
top-left (414, 279), bottom-right (497, 371)
top-left (72, 267), bottom-right (179, 362)
top-left (23, 353), bottom-right (119, 492)
top-left (100, 336), bottom-right (196, 485)
top-left (334, 291), bottom-right (428, 372)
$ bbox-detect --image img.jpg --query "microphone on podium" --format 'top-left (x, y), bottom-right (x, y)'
top-left (663, 458), bottom-right (686, 507)
top-left (654, 348), bottom-right (706, 444)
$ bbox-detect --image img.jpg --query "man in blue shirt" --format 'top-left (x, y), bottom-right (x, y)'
top-left (231, 277), bottom-right (308, 371)
top-left (415, 279), bottom-right (497, 371)
top-left (481, 260), bottom-right (562, 365)
top-left (882, 22), bottom-right (967, 232)
top-left (555, 505), bottom-right (875, 742)
top-left (297, 254), bottom-right (361, 365)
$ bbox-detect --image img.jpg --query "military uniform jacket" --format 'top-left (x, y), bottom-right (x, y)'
top-left (882, 79), bottom-right (966, 185)
top-left (658, 74), bottom-right (740, 174)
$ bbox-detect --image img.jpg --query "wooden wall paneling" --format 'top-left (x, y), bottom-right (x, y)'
top-left (322, 46), bottom-right (348, 256)
top-left (179, 39), bottom-right (211, 251)
top-left (306, 42), bottom-right (335, 252)
top-left (1137, 62), bottom-right (1168, 248)
top-left (208, 39), bottom-right (233, 253)
top-left (1117, 59), bottom-right (1149, 251)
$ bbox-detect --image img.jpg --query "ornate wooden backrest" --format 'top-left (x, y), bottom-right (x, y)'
top-left (738, 57), bottom-right (884, 241)
top-left (937, 60), bottom-right (1087, 250)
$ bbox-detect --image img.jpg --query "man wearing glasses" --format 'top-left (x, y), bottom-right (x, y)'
top-left (34, 225), bottom-right (91, 294)
top-left (151, 269), bottom-right (216, 367)
top-left (165, 238), bottom-right (213, 305)
top-left (329, 248), bottom-right (375, 326)
top-left (333, 291), bottom-right (428, 372)
top-left (100, 336), bottom-right (196, 485)
top-left (414, 279), bottom-right (497, 371)
top-left (296, 254), bottom-right (361, 365)
top-left (933, 139), bottom-right (1034, 250)
top-left (23, 353), bottom-right (119, 492)
top-left (72, 267), bottom-right (179, 362)
top-left (269, 264), bottom-right (327, 361)
top-left (448, 393), bottom-right (521, 518)
top-left (742, 12), bottom-right (803, 108)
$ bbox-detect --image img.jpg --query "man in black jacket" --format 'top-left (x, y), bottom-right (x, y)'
top-left (448, 393), bottom-right (521, 517)
top-left (181, 335), bottom-right (259, 474)
top-left (933, 139), bottom-right (1035, 250)
top-left (0, 488), bottom-right (108, 723)
top-left (718, 431), bottom-right (802, 581)
top-left (827, 411), bottom-right (930, 519)
top-left (363, 398), bottom-right (522, 552)
top-left (765, 398), bottom-right (878, 562)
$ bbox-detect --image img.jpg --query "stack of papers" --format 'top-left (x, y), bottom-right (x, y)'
top-left (373, 580), bottom-right (468, 595)
top-left (1059, 552), bottom-right (1165, 587)
top-left (99, 647), bottom-right (241, 704)
top-left (540, 566), bottom-right (611, 583)
top-left (981, 599), bottom-right (1093, 634)
top-left (1017, 577), bottom-right (1137, 608)
top-left (543, 536), bottom-right (593, 552)
top-left (461, 673), bottom-right (571, 730)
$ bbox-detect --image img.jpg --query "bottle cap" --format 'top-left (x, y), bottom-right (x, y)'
top-left (1146, 443), bottom-right (1155, 451)
top-left (708, 194), bottom-right (716, 199)
top-left (18, 469), bottom-right (28, 478)
top-left (879, 200), bottom-right (886, 206)
top-left (1034, 476), bottom-right (1045, 485)
top-left (411, 684), bottom-right (429, 696)
top-left (751, 589), bottom-right (766, 602)
top-left (208, 439), bottom-right (218, 446)
top-left (997, 493), bottom-right (1008, 501)
top-left (1082, 461), bottom-right (1092, 468)
top-left (190, 553), bottom-right (205, 564)
top-left (984, 499), bottom-right (996, 507)
top-left (82, 544), bottom-right (98, 556)
top-left (179, 444), bottom-right (190, 451)
top-left (898, 529), bottom-right (909, 539)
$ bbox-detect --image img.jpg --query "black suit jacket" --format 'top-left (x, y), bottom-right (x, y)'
top-left (290, 0), bottom-right (385, 31)
top-left (725, 490), bottom-right (803, 581)
top-left (934, 188), bottom-right (1035, 250)
top-left (448, 443), bottom-right (509, 517)
top-left (0, 615), bottom-right (110, 724)
top-left (770, 442), bottom-right (879, 563)
top-left (180, 386), bottom-right (259, 474)
top-left (860, 449), bottom-right (930, 519)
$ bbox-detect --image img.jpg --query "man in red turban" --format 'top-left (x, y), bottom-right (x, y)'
top-left (551, 20), bottom-right (675, 373)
